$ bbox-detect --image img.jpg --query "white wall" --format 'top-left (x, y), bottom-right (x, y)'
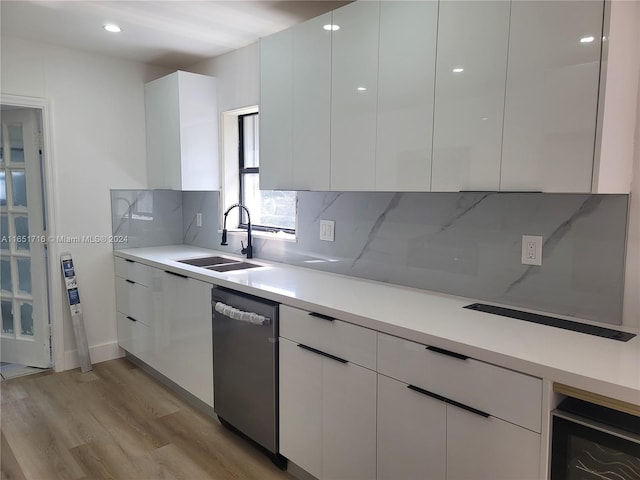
top-left (188, 41), bottom-right (260, 114)
top-left (1, 36), bottom-right (170, 370)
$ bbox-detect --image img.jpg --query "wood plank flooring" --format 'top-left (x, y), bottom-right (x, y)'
top-left (1, 358), bottom-right (293, 480)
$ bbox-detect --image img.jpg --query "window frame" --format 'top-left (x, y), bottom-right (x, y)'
top-left (237, 112), bottom-right (296, 234)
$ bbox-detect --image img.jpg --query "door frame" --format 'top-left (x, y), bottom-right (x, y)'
top-left (1, 94), bottom-right (63, 371)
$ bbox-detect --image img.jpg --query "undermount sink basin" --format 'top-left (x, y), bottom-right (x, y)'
top-left (205, 262), bottom-right (261, 272)
top-left (177, 256), bottom-right (261, 272)
top-left (178, 256), bottom-right (237, 267)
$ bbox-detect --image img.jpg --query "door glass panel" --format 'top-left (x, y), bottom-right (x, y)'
top-left (14, 216), bottom-right (29, 250)
top-left (20, 302), bottom-right (33, 336)
top-left (17, 258), bottom-right (31, 294)
top-left (8, 125), bottom-right (24, 163)
top-left (1, 259), bottom-right (11, 292)
top-left (0, 171), bottom-right (6, 206)
top-left (0, 215), bottom-right (8, 249)
top-left (11, 170), bottom-right (27, 206)
top-left (1, 300), bottom-right (13, 334)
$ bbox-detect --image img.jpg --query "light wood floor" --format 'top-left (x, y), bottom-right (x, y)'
top-left (1, 358), bottom-right (293, 480)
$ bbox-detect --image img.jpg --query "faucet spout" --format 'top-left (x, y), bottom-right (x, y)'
top-left (221, 203), bottom-right (253, 259)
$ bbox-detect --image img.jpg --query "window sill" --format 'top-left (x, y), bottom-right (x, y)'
top-left (224, 229), bottom-right (297, 243)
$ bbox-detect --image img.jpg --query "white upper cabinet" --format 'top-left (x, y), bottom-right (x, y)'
top-left (292, 13), bottom-right (332, 191)
top-left (376, 0), bottom-right (438, 192)
top-left (330, 1), bottom-right (380, 191)
top-left (431, 1), bottom-right (511, 192)
top-left (259, 28), bottom-right (293, 190)
top-left (145, 71), bottom-right (218, 191)
top-left (501, 0), bottom-right (603, 192)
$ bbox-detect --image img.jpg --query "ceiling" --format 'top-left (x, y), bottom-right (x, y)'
top-left (0, 1), bottom-right (349, 69)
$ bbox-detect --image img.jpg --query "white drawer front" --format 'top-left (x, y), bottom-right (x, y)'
top-left (116, 311), bottom-right (151, 356)
top-left (377, 333), bottom-right (542, 432)
top-left (115, 276), bottom-right (150, 326)
top-left (280, 305), bottom-right (377, 370)
top-left (114, 257), bottom-right (151, 286)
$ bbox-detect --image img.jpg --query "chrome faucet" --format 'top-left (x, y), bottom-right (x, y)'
top-left (221, 203), bottom-right (253, 259)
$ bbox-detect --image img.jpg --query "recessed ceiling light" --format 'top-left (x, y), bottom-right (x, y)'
top-left (481, 117), bottom-right (489, 121)
top-left (452, 67), bottom-right (464, 73)
top-left (580, 35), bottom-right (595, 43)
top-left (357, 86), bottom-right (367, 91)
top-left (103, 24), bottom-right (122, 33)
top-left (323, 24), bottom-right (340, 31)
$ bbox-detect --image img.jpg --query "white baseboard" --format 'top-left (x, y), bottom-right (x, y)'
top-left (63, 341), bottom-right (124, 371)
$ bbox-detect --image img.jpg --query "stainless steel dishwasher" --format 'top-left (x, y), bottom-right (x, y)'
top-left (211, 286), bottom-right (285, 468)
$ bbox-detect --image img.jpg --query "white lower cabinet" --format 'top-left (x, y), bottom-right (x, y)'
top-left (116, 312), bottom-right (151, 358)
top-left (377, 374), bottom-right (446, 480)
top-left (154, 270), bottom-right (213, 408)
top-left (446, 406), bottom-right (540, 480)
top-left (279, 306), bottom-right (377, 480)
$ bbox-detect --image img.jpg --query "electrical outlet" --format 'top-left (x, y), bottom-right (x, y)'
top-left (320, 220), bottom-right (335, 242)
top-left (196, 213), bottom-right (202, 227)
top-left (521, 235), bottom-right (543, 266)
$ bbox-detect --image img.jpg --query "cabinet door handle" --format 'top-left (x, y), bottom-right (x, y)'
top-left (125, 279), bottom-right (135, 284)
top-left (407, 384), bottom-right (490, 419)
top-left (308, 312), bottom-right (335, 321)
top-left (165, 270), bottom-right (188, 279)
top-left (125, 259), bottom-right (135, 263)
top-left (426, 345), bottom-right (469, 361)
top-left (126, 316), bottom-right (137, 322)
top-left (297, 344), bottom-right (347, 364)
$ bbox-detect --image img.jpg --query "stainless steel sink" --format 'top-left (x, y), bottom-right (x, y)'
top-left (177, 256), bottom-right (237, 267)
top-left (177, 256), bottom-right (260, 272)
top-left (205, 262), bottom-right (261, 272)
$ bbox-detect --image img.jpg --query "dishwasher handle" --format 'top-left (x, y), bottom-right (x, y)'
top-left (214, 301), bottom-right (271, 326)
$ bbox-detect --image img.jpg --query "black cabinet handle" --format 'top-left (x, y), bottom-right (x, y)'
top-left (125, 259), bottom-right (134, 263)
top-left (407, 384), bottom-right (490, 419)
top-left (308, 312), bottom-right (335, 321)
top-left (426, 346), bottom-right (469, 361)
top-left (126, 316), bottom-right (137, 322)
top-left (165, 270), bottom-right (188, 279)
top-left (125, 279), bottom-right (135, 284)
top-left (297, 344), bottom-right (347, 364)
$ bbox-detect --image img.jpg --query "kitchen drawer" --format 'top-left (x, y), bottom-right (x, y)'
top-left (116, 311), bottom-right (151, 356)
top-left (114, 256), bottom-right (152, 287)
top-left (377, 333), bottom-right (542, 432)
top-left (280, 305), bottom-right (377, 370)
top-left (115, 276), bottom-right (150, 326)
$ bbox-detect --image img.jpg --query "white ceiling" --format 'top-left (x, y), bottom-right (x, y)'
top-left (0, 0), bottom-right (349, 69)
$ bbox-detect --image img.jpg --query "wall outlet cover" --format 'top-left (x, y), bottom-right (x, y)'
top-left (521, 235), bottom-right (543, 266)
top-left (320, 220), bottom-right (335, 242)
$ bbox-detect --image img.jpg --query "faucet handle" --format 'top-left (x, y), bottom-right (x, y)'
top-left (241, 241), bottom-right (247, 254)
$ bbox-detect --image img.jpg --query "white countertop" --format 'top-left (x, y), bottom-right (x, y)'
top-left (115, 245), bottom-right (640, 406)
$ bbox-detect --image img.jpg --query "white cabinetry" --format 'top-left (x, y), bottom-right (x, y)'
top-left (431, 0), bottom-right (510, 192)
top-left (330, 0), bottom-right (380, 191)
top-left (259, 13), bottom-right (332, 191)
top-left (376, 0), bottom-right (438, 191)
top-left (114, 258), bottom-right (152, 358)
top-left (145, 71), bottom-right (219, 191)
top-left (155, 270), bottom-right (213, 407)
top-left (377, 333), bottom-right (542, 480)
top-left (279, 305), bottom-right (377, 480)
top-left (259, 28), bottom-right (293, 190)
top-left (501, 0), bottom-right (603, 193)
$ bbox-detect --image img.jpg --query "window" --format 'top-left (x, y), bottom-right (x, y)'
top-left (237, 113), bottom-right (296, 233)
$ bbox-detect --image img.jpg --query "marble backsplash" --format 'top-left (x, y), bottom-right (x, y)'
top-left (111, 189), bottom-right (628, 324)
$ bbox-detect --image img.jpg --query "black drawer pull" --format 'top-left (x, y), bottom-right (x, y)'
top-left (125, 279), bottom-right (135, 284)
top-left (426, 346), bottom-right (469, 361)
top-left (126, 316), bottom-right (137, 322)
top-left (407, 384), bottom-right (490, 419)
top-left (125, 259), bottom-right (134, 263)
top-left (297, 344), bottom-right (347, 364)
top-left (308, 312), bottom-right (335, 321)
top-left (165, 270), bottom-right (188, 279)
